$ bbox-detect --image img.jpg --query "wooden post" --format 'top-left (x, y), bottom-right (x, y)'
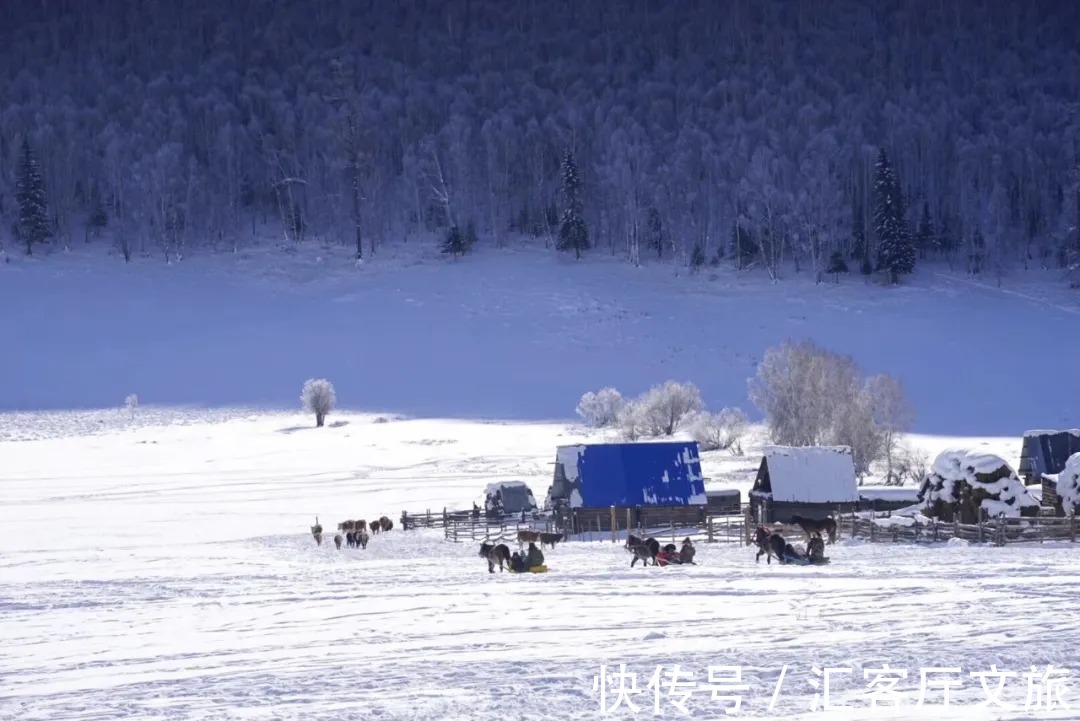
top-left (611, 506), bottom-right (617, 543)
top-left (707, 517), bottom-right (714, 543)
top-left (670, 520), bottom-right (675, 544)
top-left (1071, 515), bottom-right (1076, 542)
top-left (626, 508), bottom-right (632, 539)
top-left (997, 516), bottom-right (1006, 546)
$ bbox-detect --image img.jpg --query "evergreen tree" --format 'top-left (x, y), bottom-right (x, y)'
top-left (689, 242), bottom-right (705, 268)
top-left (873, 148), bottom-right (916, 283)
top-left (915, 202), bottom-right (935, 259)
top-left (464, 219), bottom-right (478, 250)
top-left (441, 225), bottom-right (466, 257)
top-left (646, 207), bottom-right (664, 258)
top-left (15, 137), bottom-right (51, 254)
top-left (556, 149), bottom-right (589, 259)
top-left (826, 249), bottom-right (849, 282)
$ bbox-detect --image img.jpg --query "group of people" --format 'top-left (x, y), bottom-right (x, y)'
top-left (655, 538), bottom-right (696, 566)
top-left (510, 541), bottom-right (545, 572)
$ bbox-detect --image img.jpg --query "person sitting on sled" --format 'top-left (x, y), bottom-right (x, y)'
top-left (510, 551), bottom-right (525, 573)
top-left (807, 535), bottom-right (825, 563)
top-left (655, 548), bottom-right (681, 566)
top-left (524, 542), bottom-right (545, 571)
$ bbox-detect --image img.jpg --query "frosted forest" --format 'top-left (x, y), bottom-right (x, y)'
top-left (1, 0), bottom-right (1079, 280)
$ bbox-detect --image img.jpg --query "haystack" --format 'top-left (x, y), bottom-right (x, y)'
top-left (917, 449), bottom-right (1039, 523)
top-left (1056, 453), bottom-right (1080, 517)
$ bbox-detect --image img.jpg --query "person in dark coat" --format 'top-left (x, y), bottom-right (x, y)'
top-left (524, 542), bottom-right (544, 570)
top-left (510, 551), bottom-right (525, 573)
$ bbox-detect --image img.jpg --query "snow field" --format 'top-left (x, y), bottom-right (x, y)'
top-left (3, 411), bottom-right (1080, 720)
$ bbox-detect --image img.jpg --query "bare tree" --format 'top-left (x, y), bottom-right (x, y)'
top-left (864, 373), bottom-right (916, 482)
top-left (301, 378), bottom-right (337, 427)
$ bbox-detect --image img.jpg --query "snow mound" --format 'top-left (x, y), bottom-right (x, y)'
top-left (1057, 453), bottom-right (1080, 516)
top-left (920, 449), bottom-right (1039, 520)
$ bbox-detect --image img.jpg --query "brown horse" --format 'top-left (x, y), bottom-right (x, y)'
top-left (516, 529), bottom-right (541, 547)
top-left (311, 517), bottom-right (323, 545)
top-left (356, 529), bottom-right (369, 549)
top-left (333, 533), bottom-right (343, 549)
top-left (378, 516), bottom-right (393, 532)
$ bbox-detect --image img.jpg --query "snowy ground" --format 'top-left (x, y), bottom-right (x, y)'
top-left (3, 411), bottom-right (1080, 720)
top-left (2, 240), bottom-right (1079, 436)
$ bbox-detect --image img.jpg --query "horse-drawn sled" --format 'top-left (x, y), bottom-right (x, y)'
top-left (754, 525), bottom-right (830, 566)
top-left (780, 552), bottom-right (829, 566)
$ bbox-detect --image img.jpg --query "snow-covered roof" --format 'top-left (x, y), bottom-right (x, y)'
top-left (1023, 429), bottom-right (1080, 438)
top-left (484, 480), bottom-right (534, 496)
top-left (759, 445), bottom-right (859, 503)
top-left (1057, 453), bottom-right (1080, 515)
top-left (922, 448), bottom-right (1039, 517)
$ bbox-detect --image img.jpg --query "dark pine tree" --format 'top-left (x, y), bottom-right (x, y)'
top-left (826, 249), bottom-right (849, 282)
top-left (16, 137), bottom-right (51, 255)
top-left (850, 201), bottom-right (867, 261)
top-left (556, 149), bottom-right (589, 259)
top-left (873, 148), bottom-right (916, 284)
top-left (441, 225), bottom-right (466, 258)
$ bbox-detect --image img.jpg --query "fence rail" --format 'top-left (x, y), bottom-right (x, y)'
top-left (839, 512), bottom-right (1080, 546)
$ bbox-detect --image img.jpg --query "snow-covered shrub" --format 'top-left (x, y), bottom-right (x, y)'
top-left (616, 402), bottom-right (647, 441)
top-left (1057, 453), bottom-right (1080, 516)
top-left (632, 380), bottom-right (704, 436)
top-left (575, 387), bottom-right (626, 428)
top-left (918, 449), bottom-right (1039, 522)
top-left (301, 378), bottom-right (336, 427)
top-left (688, 407), bottom-right (748, 454)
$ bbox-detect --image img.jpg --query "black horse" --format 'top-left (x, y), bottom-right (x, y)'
top-left (754, 526), bottom-right (787, 564)
top-left (626, 533), bottom-right (660, 567)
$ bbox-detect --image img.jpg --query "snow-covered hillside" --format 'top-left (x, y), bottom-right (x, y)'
top-left (2, 411), bottom-right (1078, 721)
top-left (2, 243), bottom-right (1078, 437)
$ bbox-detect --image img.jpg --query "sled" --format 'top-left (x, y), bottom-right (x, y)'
top-left (528, 565), bottom-right (548, 573)
top-left (781, 554), bottom-right (829, 566)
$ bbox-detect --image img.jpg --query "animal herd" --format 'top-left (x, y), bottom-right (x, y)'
top-left (308, 515), bottom-right (393, 550)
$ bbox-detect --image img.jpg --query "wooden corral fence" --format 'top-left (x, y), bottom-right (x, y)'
top-left (840, 511), bottom-right (1080, 547)
top-left (407, 503), bottom-right (756, 545)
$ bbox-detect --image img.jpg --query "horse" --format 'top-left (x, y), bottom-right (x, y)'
top-left (345, 531), bottom-right (356, 548)
top-left (626, 533), bottom-right (660, 567)
top-left (379, 516), bottom-right (393, 532)
top-left (517, 529), bottom-right (541, 547)
top-left (369, 520), bottom-right (381, 535)
top-left (333, 533), bottom-right (343, 550)
top-left (356, 529), bottom-right (369, 549)
top-left (754, 526), bottom-right (786, 564)
top-left (479, 541), bottom-right (511, 573)
top-left (679, 537), bottom-right (696, 565)
top-left (538, 532), bottom-right (564, 549)
top-left (311, 517), bottom-right (323, 545)
top-left (789, 515), bottom-right (838, 544)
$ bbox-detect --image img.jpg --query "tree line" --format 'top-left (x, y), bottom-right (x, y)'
top-left (0, 0), bottom-right (1077, 281)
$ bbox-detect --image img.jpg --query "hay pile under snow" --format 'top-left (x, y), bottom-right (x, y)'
top-left (1056, 453), bottom-right (1080, 517)
top-left (918, 449), bottom-right (1040, 522)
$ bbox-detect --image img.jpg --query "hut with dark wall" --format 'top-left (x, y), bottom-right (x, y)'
top-left (546, 441), bottom-right (707, 534)
top-left (1018, 430), bottom-right (1080, 514)
top-left (748, 446), bottom-right (859, 525)
top-left (917, 449), bottom-right (1040, 523)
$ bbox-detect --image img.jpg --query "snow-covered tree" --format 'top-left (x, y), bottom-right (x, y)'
top-left (441, 225), bottom-right (466, 258)
top-left (687, 407), bottom-right (748, 454)
top-left (629, 380), bottom-right (704, 436)
top-left (124, 393), bottom-right (139, 420)
top-left (557, 149), bottom-right (589, 260)
top-left (874, 148), bottom-right (916, 283)
top-left (575, 387), bottom-right (626, 428)
top-left (301, 378), bottom-right (337, 427)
